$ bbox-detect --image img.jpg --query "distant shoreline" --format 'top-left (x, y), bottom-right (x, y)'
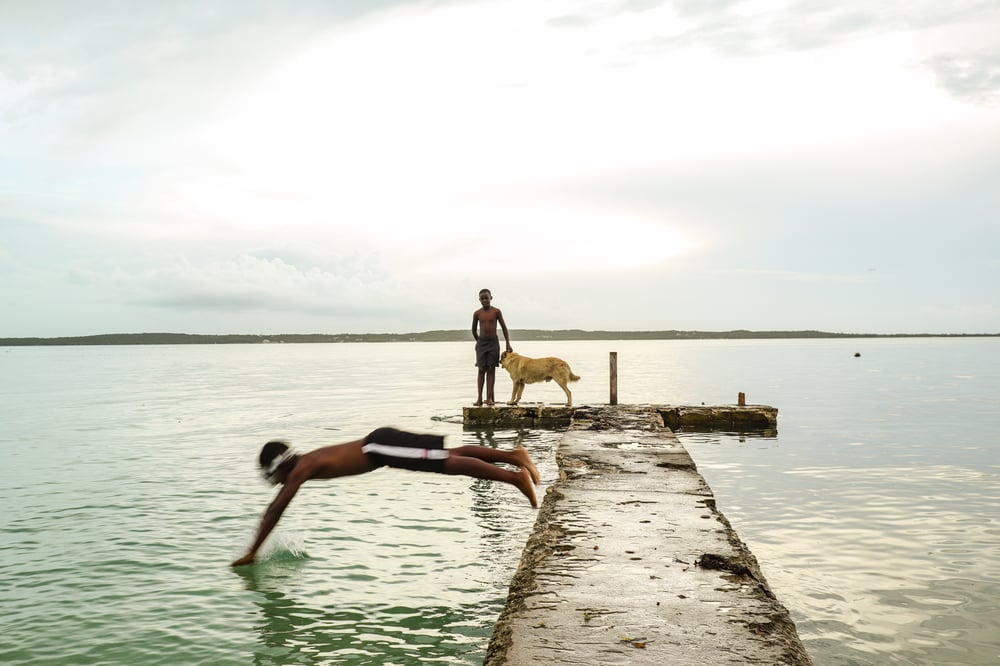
top-left (2, 330), bottom-right (998, 346)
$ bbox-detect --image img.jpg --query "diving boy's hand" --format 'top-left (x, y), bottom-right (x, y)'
top-left (231, 553), bottom-right (256, 567)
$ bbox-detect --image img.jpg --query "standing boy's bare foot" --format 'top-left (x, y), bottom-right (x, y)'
top-left (516, 445), bottom-right (540, 484)
top-left (473, 400), bottom-right (483, 407)
top-left (515, 466), bottom-right (538, 508)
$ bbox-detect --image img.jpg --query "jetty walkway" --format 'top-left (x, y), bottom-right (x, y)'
top-left (465, 403), bottom-right (812, 666)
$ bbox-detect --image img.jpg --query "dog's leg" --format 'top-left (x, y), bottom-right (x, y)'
top-left (557, 380), bottom-right (572, 407)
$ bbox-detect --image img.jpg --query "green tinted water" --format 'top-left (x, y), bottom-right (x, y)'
top-left (2, 339), bottom-right (999, 664)
top-left (1, 343), bottom-right (558, 665)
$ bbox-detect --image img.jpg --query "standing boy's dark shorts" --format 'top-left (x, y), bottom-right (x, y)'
top-left (476, 337), bottom-right (501, 368)
top-left (362, 427), bottom-right (448, 473)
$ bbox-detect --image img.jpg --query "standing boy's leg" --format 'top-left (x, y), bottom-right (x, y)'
top-left (485, 366), bottom-right (496, 405)
top-left (475, 339), bottom-right (492, 407)
top-left (476, 367), bottom-right (486, 406)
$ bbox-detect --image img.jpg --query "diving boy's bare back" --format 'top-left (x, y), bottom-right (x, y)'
top-left (232, 431), bottom-right (539, 566)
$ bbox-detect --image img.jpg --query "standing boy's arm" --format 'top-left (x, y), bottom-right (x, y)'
top-left (471, 312), bottom-right (480, 341)
top-left (231, 480), bottom-right (303, 566)
top-left (497, 310), bottom-right (512, 352)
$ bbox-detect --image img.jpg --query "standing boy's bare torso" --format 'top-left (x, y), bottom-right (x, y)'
top-left (474, 307), bottom-right (502, 339)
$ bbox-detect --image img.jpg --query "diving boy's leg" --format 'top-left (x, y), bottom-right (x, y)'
top-left (515, 445), bottom-right (540, 484)
top-left (443, 455), bottom-right (538, 507)
top-left (515, 466), bottom-right (538, 508)
top-left (446, 444), bottom-right (540, 486)
top-left (448, 444), bottom-right (533, 468)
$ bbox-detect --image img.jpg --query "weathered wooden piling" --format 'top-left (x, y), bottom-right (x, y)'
top-left (609, 351), bottom-right (618, 405)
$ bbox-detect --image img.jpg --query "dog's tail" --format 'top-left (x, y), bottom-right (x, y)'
top-left (569, 372), bottom-right (581, 382)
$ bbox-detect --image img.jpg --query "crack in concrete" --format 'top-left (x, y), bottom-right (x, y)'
top-left (485, 405), bottom-right (812, 666)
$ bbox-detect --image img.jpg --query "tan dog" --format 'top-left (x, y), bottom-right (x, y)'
top-left (500, 350), bottom-right (581, 407)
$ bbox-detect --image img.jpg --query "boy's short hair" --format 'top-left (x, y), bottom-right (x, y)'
top-left (260, 440), bottom-right (290, 468)
top-left (479, 288), bottom-right (492, 296)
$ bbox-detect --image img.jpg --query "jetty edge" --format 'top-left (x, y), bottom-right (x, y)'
top-left (474, 404), bottom-right (812, 665)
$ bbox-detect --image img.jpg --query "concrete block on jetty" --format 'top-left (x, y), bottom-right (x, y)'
top-left (465, 404), bottom-right (576, 428)
top-left (484, 405), bottom-right (811, 665)
top-left (464, 403), bottom-right (778, 432)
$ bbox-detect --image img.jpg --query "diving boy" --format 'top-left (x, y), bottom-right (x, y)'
top-left (231, 427), bottom-right (539, 566)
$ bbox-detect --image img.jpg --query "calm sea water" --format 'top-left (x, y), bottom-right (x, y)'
top-left (1, 338), bottom-right (998, 665)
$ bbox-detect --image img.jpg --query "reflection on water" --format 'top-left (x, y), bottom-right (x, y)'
top-left (4, 339), bottom-right (999, 665)
top-left (227, 427), bottom-right (559, 666)
top-left (237, 563), bottom-right (490, 665)
top-left (680, 432), bottom-right (1000, 666)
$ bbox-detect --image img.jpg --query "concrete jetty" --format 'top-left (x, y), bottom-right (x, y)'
top-left (464, 403), bottom-right (778, 432)
top-left (478, 404), bottom-right (812, 665)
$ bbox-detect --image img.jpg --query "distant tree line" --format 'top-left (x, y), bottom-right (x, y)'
top-left (1, 329), bottom-right (996, 346)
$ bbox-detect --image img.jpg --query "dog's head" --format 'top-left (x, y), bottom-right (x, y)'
top-left (500, 350), bottom-right (516, 368)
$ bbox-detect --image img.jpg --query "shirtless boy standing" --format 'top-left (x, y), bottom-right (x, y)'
top-left (231, 427), bottom-right (539, 566)
top-left (471, 288), bottom-right (512, 406)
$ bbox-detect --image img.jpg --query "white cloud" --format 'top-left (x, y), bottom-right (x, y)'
top-left (1, 0), bottom-right (999, 336)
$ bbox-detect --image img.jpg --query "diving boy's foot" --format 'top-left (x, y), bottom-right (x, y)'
top-left (516, 445), bottom-right (541, 485)
top-left (515, 466), bottom-right (538, 508)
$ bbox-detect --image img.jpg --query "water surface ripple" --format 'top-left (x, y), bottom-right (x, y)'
top-left (2, 338), bottom-right (998, 664)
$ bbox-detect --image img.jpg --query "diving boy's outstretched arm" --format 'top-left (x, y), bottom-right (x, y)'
top-left (231, 480), bottom-right (302, 566)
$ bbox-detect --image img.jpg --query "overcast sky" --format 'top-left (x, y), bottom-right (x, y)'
top-left (2, 0), bottom-right (999, 337)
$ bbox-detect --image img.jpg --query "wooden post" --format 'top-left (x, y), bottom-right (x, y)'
top-left (610, 351), bottom-right (618, 405)
top-left (738, 392), bottom-right (746, 407)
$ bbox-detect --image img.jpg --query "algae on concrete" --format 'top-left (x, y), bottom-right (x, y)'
top-left (486, 405), bottom-right (811, 666)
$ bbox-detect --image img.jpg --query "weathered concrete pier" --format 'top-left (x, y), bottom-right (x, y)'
top-left (464, 403), bottom-right (778, 431)
top-left (465, 404), bottom-right (812, 665)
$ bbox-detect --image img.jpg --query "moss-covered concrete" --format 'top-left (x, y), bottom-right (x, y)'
top-left (464, 403), bottom-right (777, 431)
top-left (485, 405), bottom-right (811, 665)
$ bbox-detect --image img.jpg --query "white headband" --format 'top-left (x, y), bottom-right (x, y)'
top-left (263, 449), bottom-right (296, 478)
